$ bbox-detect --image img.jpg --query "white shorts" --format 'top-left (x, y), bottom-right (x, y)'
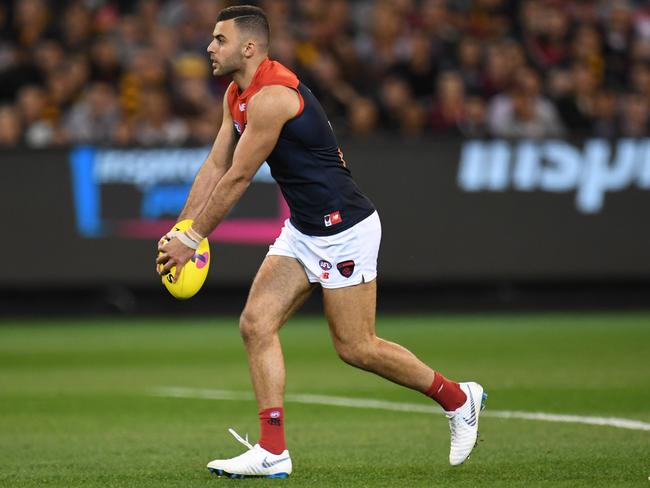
top-left (267, 211), bottom-right (381, 289)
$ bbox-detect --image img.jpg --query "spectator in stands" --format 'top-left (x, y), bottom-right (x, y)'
top-left (46, 63), bottom-right (78, 114)
top-left (462, 0), bottom-right (513, 41)
top-left (308, 52), bottom-right (358, 128)
top-left (13, 0), bottom-right (52, 52)
top-left (420, 0), bottom-right (458, 51)
top-left (347, 97), bottom-right (379, 136)
top-left (378, 75), bottom-right (422, 134)
top-left (630, 62), bottom-right (650, 106)
top-left (430, 70), bottom-right (466, 133)
top-left (572, 25), bottom-right (604, 79)
top-left (459, 95), bottom-right (489, 138)
top-left (16, 84), bottom-right (59, 147)
top-left (33, 38), bottom-right (65, 81)
top-left (114, 15), bottom-right (144, 63)
top-left (136, 0), bottom-right (162, 42)
top-left (592, 88), bottom-right (619, 138)
top-left (133, 88), bottom-right (188, 146)
top-left (554, 62), bottom-right (600, 135)
top-left (401, 103), bottom-right (427, 137)
top-left (89, 36), bottom-right (123, 86)
top-left (171, 54), bottom-right (221, 145)
top-left (187, 102), bottom-right (223, 145)
top-left (63, 82), bottom-right (121, 144)
top-left (454, 36), bottom-right (483, 95)
top-left (488, 86), bottom-right (564, 138)
top-left (488, 67), bottom-right (564, 138)
top-left (630, 36), bottom-right (650, 64)
top-left (480, 41), bottom-right (516, 97)
top-left (0, 105), bottom-right (22, 146)
top-left (60, 2), bottom-right (93, 52)
top-left (603, 1), bottom-right (635, 88)
top-left (619, 92), bottom-right (649, 137)
top-left (355, 1), bottom-right (409, 78)
top-left (525, 3), bottom-right (570, 71)
top-left (150, 25), bottom-right (180, 65)
top-left (391, 30), bottom-right (437, 100)
top-left (547, 68), bottom-right (573, 102)
top-left (172, 54), bottom-right (214, 117)
top-left (120, 47), bottom-right (170, 119)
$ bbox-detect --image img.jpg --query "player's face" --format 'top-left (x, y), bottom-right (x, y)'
top-left (207, 20), bottom-right (244, 77)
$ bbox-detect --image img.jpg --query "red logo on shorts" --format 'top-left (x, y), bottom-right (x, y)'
top-left (324, 210), bottom-right (342, 227)
top-left (336, 260), bottom-right (355, 278)
top-left (321, 272), bottom-right (330, 280)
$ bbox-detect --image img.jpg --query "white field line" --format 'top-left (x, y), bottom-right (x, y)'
top-left (151, 386), bottom-right (650, 433)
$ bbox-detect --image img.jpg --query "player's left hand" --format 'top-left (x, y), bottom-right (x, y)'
top-left (156, 235), bottom-right (195, 282)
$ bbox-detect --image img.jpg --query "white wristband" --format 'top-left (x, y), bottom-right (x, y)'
top-left (186, 226), bottom-right (204, 243)
top-left (171, 231), bottom-right (200, 250)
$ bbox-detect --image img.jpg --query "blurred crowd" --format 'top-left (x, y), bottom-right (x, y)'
top-left (2, 0), bottom-right (650, 147)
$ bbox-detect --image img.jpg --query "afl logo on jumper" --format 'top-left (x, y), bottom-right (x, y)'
top-left (337, 260), bottom-right (355, 278)
top-left (319, 260), bottom-right (332, 270)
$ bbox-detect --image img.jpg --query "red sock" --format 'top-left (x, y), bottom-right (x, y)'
top-left (425, 372), bottom-right (467, 411)
top-left (259, 407), bottom-right (285, 454)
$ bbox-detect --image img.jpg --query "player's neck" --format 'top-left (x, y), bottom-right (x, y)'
top-left (233, 56), bottom-right (268, 93)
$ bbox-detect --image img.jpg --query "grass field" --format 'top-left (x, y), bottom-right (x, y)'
top-left (1, 313), bottom-right (649, 487)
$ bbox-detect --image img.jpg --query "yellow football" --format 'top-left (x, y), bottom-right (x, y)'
top-left (160, 219), bottom-right (211, 300)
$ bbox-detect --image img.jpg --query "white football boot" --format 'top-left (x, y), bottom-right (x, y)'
top-left (446, 381), bottom-right (487, 466)
top-left (207, 428), bottom-right (292, 479)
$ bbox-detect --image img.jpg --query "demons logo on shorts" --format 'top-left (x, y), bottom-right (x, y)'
top-left (336, 260), bottom-right (355, 278)
top-left (319, 260), bottom-right (332, 270)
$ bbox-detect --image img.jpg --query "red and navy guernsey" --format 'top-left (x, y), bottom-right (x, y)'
top-left (226, 58), bottom-right (375, 236)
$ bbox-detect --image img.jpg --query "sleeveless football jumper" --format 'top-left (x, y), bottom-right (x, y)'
top-left (226, 58), bottom-right (375, 236)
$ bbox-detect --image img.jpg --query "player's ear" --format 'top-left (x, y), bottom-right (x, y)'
top-left (242, 40), bottom-right (256, 59)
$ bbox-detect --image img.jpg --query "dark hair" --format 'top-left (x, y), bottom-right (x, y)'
top-left (216, 5), bottom-right (270, 46)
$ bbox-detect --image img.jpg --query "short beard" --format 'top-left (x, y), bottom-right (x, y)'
top-left (213, 54), bottom-right (243, 77)
top-left (214, 63), bottom-right (238, 77)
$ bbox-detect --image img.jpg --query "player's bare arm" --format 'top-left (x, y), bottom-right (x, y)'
top-left (178, 89), bottom-right (236, 221)
top-left (155, 91), bottom-right (236, 259)
top-left (156, 85), bottom-right (300, 279)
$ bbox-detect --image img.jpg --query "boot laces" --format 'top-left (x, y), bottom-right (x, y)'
top-left (228, 428), bottom-right (254, 450)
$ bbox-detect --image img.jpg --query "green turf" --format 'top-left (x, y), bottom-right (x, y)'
top-left (0, 313), bottom-right (649, 487)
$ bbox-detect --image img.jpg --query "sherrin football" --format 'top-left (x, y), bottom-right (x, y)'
top-left (160, 219), bottom-right (211, 300)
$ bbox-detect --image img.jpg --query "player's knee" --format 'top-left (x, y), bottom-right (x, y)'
top-left (239, 310), bottom-right (270, 345)
top-left (335, 340), bottom-right (377, 370)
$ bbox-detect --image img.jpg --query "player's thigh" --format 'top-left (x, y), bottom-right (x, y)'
top-left (322, 280), bottom-right (377, 348)
top-left (242, 255), bottom-right (315, 333)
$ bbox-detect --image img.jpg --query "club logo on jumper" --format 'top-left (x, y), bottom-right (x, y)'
top-left (319, 260), bottom-right (332, 270)
top-left (336, 260), bottom-right (355, 278)
top-left (191, 252), bottom-right (209, 269)
top-left (270, 410), bottom-right (281, 418)
top-left (323, 210), bottom-right (342, 227)
top-left (239, 102), bottom-right (246, 112)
